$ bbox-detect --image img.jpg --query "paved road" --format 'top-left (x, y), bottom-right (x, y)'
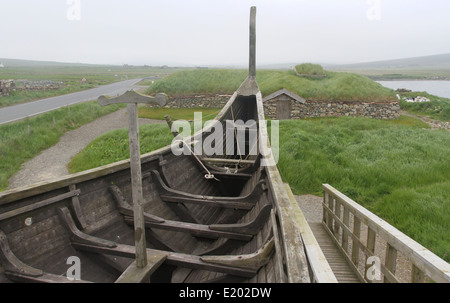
top-left (0, 78), bottom-right (144, 125)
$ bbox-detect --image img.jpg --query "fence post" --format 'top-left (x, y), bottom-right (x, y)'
top-left (384, 243), bottom-right (398, 283)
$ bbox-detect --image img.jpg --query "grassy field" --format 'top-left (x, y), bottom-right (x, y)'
top-left (0, 65), bottom-right (179, 108)
top-left (0, 101), bottom-right (124, 190)
top-left (146, 68), bottom-right (397, 102)
top-left (273, 116), bottom-right (449, 261)
top-left (67, 109), bottom-right (449, 261)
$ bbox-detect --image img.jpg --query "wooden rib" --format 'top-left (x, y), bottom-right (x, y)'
top-left (0, 229), bottom-right (43, 277)
top-left (200, 239), bottom-right (274, 271)
top-left (151, 170), bottom-right (266, 203)
top-left (71, 242), bottom-right (256, 278)
top-left (69, 184), bottom-right (87, 229)
top-left (209, 204), bottom-right (272, 235)
top-left (57, 207), bottom-right (117, 248)
top-left (123, 216), bottom-right (253, 241)
top-left (108, 185), bottom-right (165, 223)
top-left (159, 195), bottom-right (255, 210)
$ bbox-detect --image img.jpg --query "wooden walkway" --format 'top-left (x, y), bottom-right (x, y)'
top-left (308, 223), bottom-right (361, 283)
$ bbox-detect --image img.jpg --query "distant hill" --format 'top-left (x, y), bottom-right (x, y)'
top-left (327, 53), bottom-right (450, 70)
top-left (0, 58), bottom-right (103, 67)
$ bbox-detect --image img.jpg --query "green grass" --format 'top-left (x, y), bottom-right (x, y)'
top-left (273, 116), bottom-right (449, 261)
top-left (397, 91), bottom-right (450, 122)
top-left (68, 124), bottom-right (174, 173)
top-left (0, 101), bottom-right (124, 190)
top-left (146, 69), bottom-right (397, 102)
top-left (294, 63), bottom-right (326, 76)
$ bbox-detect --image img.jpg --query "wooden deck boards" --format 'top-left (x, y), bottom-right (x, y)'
top-left (309, 223), bottom-right (361, 283)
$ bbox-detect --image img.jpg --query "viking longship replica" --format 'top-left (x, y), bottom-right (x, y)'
top-left (0, 7), bottom-right (312, 283)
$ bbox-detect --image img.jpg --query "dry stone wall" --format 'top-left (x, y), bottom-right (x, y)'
top-left (148, 94), bottom-right (231, 109)
top-left (148, 93), bottom-right (400, 120)
top-left (0, 80), bottom-right (15, 97)
top-left (263, 99), bottom-right (400, 120)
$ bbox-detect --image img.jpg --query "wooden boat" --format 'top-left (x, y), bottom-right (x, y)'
top-left (0, 7), bottom-right (310, 283)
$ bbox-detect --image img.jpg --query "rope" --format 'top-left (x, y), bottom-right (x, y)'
top-left (174, 139), bottom-right (220, 182)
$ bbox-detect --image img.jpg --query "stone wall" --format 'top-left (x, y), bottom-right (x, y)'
top-left (263, 99), bottom-right (400, 120)
top-left (15, 80), bottom-right (64, 91)
top-left (148, 94), bottom-right (231, 108)
top-left (147, 93), bottom-right (400, 120)
top-left (0, 80), bottom-right (15, 97)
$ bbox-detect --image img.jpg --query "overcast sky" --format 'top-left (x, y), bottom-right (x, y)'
top-left (1, 0), bottom-right (449, 66)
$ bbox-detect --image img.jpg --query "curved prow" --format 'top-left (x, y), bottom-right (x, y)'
top-left (237, 6), bottom-right (259, 96)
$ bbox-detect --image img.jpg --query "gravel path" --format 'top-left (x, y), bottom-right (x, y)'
top-left (8, 107), bottom-right (164, 189)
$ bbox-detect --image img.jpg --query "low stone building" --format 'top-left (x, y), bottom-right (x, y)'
top-left (262, 89), bottom-right (306, 120)
top-left (263, 88), bottom-right (400, 120)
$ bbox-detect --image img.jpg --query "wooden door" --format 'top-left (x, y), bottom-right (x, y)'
top-left (276, 99), bottom-right (291, 120)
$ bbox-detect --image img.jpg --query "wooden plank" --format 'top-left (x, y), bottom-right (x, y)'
top-left (0, 190), bottom-right (80, 221)
top-left (123, 216), bottom-right (253, 241)
top-left (342, 207), bottom-right (350, 253)
top-left (309, 223), bottom-right (361, 283)
top-left (202, 158), bottom-right (255, 165)
top-left (270, 210), bottom-right (286, 283)
top-left (412, 264), bottom-right (425, 283)
top-left (201, 239), bottom-right (274, 270)
top-left (384, 243), bottom-right (398, 283)
top-left (115, 252), bottom-right (167, 283)
top-left (285, 184), bottom-right (337, 283)
top-left (323, 184), bottom-right (450, 283)
top-left (160, 195), bottom-right (255, 210)
top-left (209, 204), bottom-right (272, 235)
top-left (365, 227), bottom-right (376, 282)
top-left (351, 217), bottom-right (361, 266)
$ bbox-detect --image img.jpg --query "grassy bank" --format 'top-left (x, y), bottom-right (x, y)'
top-left (397, 91), bottom-right (450, 122)
top-left (68, 124), bottom-right (174, 173)
top-left (67, 111), bottom-right (449, 261)
top-left (0, 101), bottom-right (123, 190)
top-left (146, 69), bottom-right (397, 102)
top-left (274, 116), bottom-right (449, 261)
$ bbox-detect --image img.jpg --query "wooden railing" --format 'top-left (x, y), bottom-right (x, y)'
top-left (322, 184), bottom-right (450, 283)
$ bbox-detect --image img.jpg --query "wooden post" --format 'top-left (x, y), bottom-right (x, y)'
top-left (98, 90), bottom-right (167, 268)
